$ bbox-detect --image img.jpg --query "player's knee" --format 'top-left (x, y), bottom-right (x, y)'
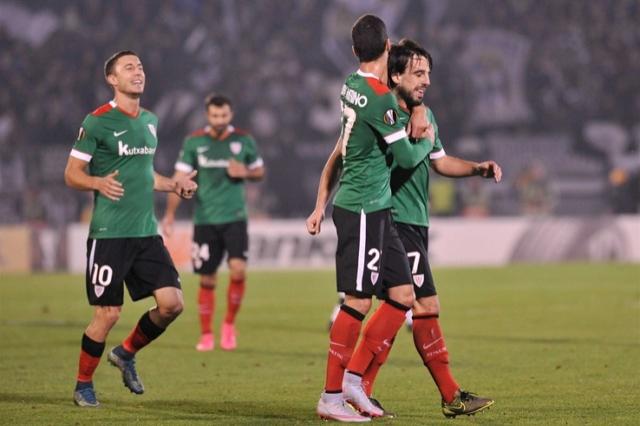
top-left (344, 297), bottom-right (372, 315)
top-left (158, 299), bottom-right (184, 319)
top-left (413, 296), bottom-right (440, 315)
top-left (200, 274), bottom-right (216, 289)
top-left (228, 259), bottom-right (246, 281)
top-left (95, 306), bottom-right (121, 327)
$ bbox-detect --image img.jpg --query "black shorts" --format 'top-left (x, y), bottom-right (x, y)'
top-left (85, 236), bottom-right (181, 306)
top-left (396, 223), bottom-right (437, 298)
top-left (332, 206), bottom-right (412, 298)
top-left (192, 221), bottom-right (248, 275)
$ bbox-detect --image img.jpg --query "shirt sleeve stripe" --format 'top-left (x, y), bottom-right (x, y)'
top-left (384, 129), bottom-right (408, 144)
top-left (175, 161), bottom-right (194, 173)
top-left (247, 158), bottom-right (264, 170)
top-left (429, 148), bottom-right (446, 160)
top-left (70, 149), bottom-right (92, 162)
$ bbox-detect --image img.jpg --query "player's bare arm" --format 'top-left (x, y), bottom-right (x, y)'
top-left (161, 170), bottom-right (189, 237)
top-left (431, 156), bottom-right (502, 183)
top-left (154, 170), bottom-right (198, 198)
top-left (306, 138), bottom-right (343, 235)
top-left (227, 159), bottom-right (265, 180)
top-left (64, 156), bottom-right (124, 201)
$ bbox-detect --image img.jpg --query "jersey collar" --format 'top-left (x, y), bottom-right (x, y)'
top-left (206, 124), bottom-right (235, 140)
top-left (356, 69), bottom-right (381, 81)
top-left (110, 100), bottom-right (139, 118)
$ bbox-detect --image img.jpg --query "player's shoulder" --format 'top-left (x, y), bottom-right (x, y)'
top-left (183, 127), bottom-right (209, 148)
top-left (230, 127), bottom-right (253, 140)
top-left (188, 127), bottom-right (209, 139)
top-left (89, 101), bottom-right (115, 117)
top-left (139, 107), bottom-right (158, 122)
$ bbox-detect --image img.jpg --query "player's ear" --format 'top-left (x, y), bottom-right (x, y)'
top-left (390, 72), bottom-right (401, 86)
top-left (105, 73), bottom-right (118, 87)
top-left (385, 39), bottom-right (391, 52)
top-left (352, 46), bottom-right (357, 58)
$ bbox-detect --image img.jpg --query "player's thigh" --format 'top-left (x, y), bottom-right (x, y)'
top-left (379, 217), bottom-right (413, 290)
top-left (222, 220), bottom-right (249, 263)
top-left (125, 236), bottom-right (181, 302)
top-left (332, 206), bottom-right (387, 298)
top-left (84, 238), bottom-right (134, 306)
top-left (397, 223), bottom-right (437, 299)
top-left (192, 224), bottom-right (225, 275)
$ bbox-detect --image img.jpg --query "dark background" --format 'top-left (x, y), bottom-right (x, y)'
top-left (1, 0), bottom-right (638, 227)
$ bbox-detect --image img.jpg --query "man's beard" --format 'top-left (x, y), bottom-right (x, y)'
top-left (397, 86), bottom-right (422, 108)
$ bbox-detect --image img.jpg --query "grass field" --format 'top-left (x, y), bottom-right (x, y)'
top-left (0, 263), bottom-right (639, 425)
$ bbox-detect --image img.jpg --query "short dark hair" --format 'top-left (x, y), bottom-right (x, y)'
top-left (205, 94), bottom-right (232, 110)
top-left (104, 50), bottom-right (138, 78)
top-left (388, 38), bottom-right (433, 88)
top-left (351, 14), bottom-right (388, 62)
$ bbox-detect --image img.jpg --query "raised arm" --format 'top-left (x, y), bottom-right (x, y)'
top-left (306, 138), bottom-right (343, 235)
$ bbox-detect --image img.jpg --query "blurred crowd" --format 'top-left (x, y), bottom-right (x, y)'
top-left (0, 0), bottom-right (638, 226)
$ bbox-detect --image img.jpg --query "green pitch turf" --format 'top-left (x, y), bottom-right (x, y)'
top-left (1, 263), bottom-right (638, 425)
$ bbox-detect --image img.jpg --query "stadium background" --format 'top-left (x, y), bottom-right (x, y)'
top-left (1, 0), bottom-right (639, 272)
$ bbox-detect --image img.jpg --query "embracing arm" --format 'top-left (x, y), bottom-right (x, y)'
top-left (389, 136), bottom-right (431, 169)
top-left (306, 138), bottom-right (343, 235)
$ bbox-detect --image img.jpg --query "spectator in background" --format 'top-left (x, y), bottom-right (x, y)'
top-left (515, 161), bottom-right (554, 215)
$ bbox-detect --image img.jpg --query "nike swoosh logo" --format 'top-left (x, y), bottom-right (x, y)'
top-left (422, 337), bottom-right (443, 350)
top-left (329, 341), bottom-right (346, 347)
top-left (113, 130), bottom-right (128, 137)
top-left (197, 147), bottom-right (209, 153)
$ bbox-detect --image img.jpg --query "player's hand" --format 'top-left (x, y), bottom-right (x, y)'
top-left (227, 159), bottom-right (248, 178)
top-left (408, 105), bottom-right (431, 140)
top-left (306, 208), bottom-right (325, 235)
top-left (175, 170), bottom-right (198, 199)
top-left (476, 161), bottom-right (502, 183)
top-left (161, 215), bottom-right (174, 238)
top-left (95, 170), bottom-right (124, 201)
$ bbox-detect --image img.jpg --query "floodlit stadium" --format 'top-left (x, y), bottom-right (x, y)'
top-left (1, 1), bottom-right (639, 424)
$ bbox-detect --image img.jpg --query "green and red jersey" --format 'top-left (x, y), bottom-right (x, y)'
top-left (391, 107), bottom-right (445, 227)
top-left (333, 70), bottom-right (430, 214)
top-left (70, 100), bottom-right (159, 239)
top-left (175, 125), bottom-right (262, 225)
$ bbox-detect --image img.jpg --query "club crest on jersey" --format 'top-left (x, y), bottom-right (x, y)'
top-left (230, 141), bottom-right (242, 155)
top-left (383, 109), bottom-right (397, 125)
top-left (370, 272), bottom-right (379, 285)
top-left (94, 285), bottom-right (105, 298)
top-left (147, 124), bottom-right (157, 139)
top-left (413, 274), bottom-right (424, 287)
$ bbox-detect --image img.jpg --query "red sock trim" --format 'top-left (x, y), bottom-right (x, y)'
top-left (224, 279), bottom-right (245, 324)
top-left (122, 324), bottom-right (150, 353)
top-left (412, 317), bottom-right (459, 402)
top-left (77, 350), bottom-right (101, 382)
top-left (346, 302), bottom-right (406, 375)
top-left (198, 286), bottom-right (215, 334)
top-left (325, 308), bottom-right (362, 392)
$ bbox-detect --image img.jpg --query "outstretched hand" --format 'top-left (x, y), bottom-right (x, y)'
top-left (306, 208), bottom-right (325, 235)
top-left (175, 170), bottom-right (198, 199)
top-left (476, 161), bottom-right (502, 183)
top-left (96, 170), bottom-right (124, 201)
